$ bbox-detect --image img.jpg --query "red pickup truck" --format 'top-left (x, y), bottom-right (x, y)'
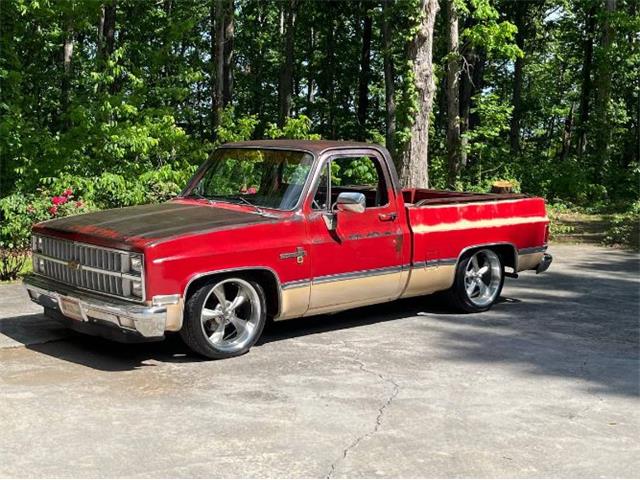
top-left (24, 140), bottom-right (552, 359)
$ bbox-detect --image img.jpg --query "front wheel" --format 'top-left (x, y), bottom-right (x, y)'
top-left (180, 277), bottom-right (267, 359)
top-left (446, 249), bottom-right (504, 313)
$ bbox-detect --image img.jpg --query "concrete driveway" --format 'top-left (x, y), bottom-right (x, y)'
top-left (1, 243), bottom-right (638, 478)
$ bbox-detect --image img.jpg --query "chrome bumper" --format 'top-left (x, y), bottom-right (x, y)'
top-left (23, 274), bottom-right (183, 340)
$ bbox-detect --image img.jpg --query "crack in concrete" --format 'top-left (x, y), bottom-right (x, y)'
top-left (326, 346), bottom-right (400, 479)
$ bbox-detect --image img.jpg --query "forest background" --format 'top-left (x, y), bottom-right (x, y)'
top-left (1, 0), bottom-right (638, 279)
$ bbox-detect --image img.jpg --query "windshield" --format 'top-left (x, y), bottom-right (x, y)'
top-left (184, 148), bottom-right (315, 210)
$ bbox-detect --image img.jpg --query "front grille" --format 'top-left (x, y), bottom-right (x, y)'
top-left (32, 235), bottom-right (143, 301)
top-left (40, 236), bottom-right (123, 272)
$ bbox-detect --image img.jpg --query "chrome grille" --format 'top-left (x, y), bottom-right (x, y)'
top-left (32, 235), bottom-right (143, 301)
top-left (40, 236), bottom-right (123, 272)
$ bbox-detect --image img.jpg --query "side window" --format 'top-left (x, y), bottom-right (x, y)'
top-left (312, 162), bottom-right (330, 210)
top-left (331, 156), bottom-right (388, 208)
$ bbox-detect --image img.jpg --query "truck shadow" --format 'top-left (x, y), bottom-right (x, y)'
top-left (6, 247), bottom-right (639, 397)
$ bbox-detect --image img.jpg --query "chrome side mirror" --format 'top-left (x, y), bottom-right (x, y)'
top-left (336, 192), bottom-right (366, 214)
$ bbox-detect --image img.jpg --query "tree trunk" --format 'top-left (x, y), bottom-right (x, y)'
top-left (356, 8), bottom-right (372, 141)
top-left (278, 0), bottom-right (297, 127)
top-left (398, 0), bottom-right (439, 189)
top-left (509, 3), bottom-right (526, 153)
top-left (103, 1), bottom-right (116, 59)
top-left (559, 102), bottom-right (575, 162)
top-left (307, 26), bottom-right (316, 106)
top-left (61, 13), bottom-right (74, 131)
top-left (382, 0), bottom-right (396, 160)
top-left (593, 0), bottom-right (616, 169)
top-left (577, 5), bottom-right (596, 156)
top-left (327, 13), bottom-right (336, 137)
top-left (211, 0), bottom-right (224, 137)
top-left (445, 0), bottom-right (461, 188)
top-left (223, 0), bottom-right (234, 106)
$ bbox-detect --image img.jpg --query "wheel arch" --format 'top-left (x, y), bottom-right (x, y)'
top-left (455, 242), bottom-right (518, 272)
top-left (183, 267), bottom-right (282, 319)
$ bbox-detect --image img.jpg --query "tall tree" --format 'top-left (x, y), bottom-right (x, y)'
top-left (593, 0), bottom-right (616, 167)
top-left (223, 0), bottom-right (235, 106)
top-left (577, 4), bottom-right (596, 156)
top-left (60, 4), bottom-right (74, 131)
top-left (278, 0), bottom-right (298, 126)
top-left (398, 0), bottom-right (439, 188)
top-left (446, 0), bottom-right (462, 188)
top-left (382, 0), bottom-right (396, 160)
top-left (508, 1), bottom-right (527, 153)
top-left (356, 6), bottom-right (372, 140)
top-left (98, 0), bottom-right (116, 63)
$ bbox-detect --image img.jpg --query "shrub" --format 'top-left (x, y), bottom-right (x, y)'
top-left (0, 188), bottom-right (92, 280)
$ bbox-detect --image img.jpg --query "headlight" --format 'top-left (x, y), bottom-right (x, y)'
top-left (131, 280), bottom-right (143, 299)
top-left (130, 254), bottom-right (143, 275)
top-left (33, 256), bottom-right (45, 273)
top-left (32, 235), bottom-right (43, 253)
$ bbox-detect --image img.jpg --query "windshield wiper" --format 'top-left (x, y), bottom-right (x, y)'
top-left (208, 194), bottom-right (265, 216)
top-left (230, 195), bottom-right (265, 215)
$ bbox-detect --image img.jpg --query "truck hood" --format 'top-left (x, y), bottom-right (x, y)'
top-left (34, 202), bottom-right (274, 251)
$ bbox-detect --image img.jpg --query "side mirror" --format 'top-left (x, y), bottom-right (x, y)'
top-left (335, 192), bottom-right (366, 214)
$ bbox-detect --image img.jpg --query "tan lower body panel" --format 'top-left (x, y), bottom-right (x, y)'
top-left (306, 271), bottom-right (404, 316)
top-left (277, 284), bottom-right (311, 321)
top-left (517, 252), bottom-right (544, 272)
top-left (400, 265), bottom-right (456, 299)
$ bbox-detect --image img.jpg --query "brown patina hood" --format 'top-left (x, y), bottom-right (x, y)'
top-left (33, 201), bottom-right (272, 251)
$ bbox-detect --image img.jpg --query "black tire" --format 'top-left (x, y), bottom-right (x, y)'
top-left (180, 277), bottom-right (267, 359)
top-left (446, 248), bottom-right (505, 313)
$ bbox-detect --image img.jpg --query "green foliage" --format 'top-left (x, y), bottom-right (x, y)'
top-left (0, 0), bottom-right (638, 274)
top-left (603, 201), bottom-right (640, 250)
top-left (265, 115), bottom-right (321, 140)
top-left (0, 187), bottom-right (92, 280)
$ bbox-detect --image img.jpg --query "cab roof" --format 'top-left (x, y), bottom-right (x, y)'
top-left (220, 139), bottom-right (386, 156)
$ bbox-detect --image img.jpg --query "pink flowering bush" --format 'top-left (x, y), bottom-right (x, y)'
top-left (0, 188), bottom-right (92, 280)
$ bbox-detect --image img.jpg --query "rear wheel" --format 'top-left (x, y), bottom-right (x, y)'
top-left (180, 277), bottom-right (266, 359)
top-left (447, 249), bottom-right (504, 313)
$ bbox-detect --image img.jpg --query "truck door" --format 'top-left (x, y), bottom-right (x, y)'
top-left (305, 151), bottom-right (405, 313)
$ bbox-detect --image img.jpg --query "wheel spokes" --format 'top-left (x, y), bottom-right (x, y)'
top-left (466, 279), bottom-right (478, 296)
top-left (202, 306), bottom-right (223, 322)
top-left (209, 319), bottom-right (227, 343)
top-left (212, 284), bottom-right (227, 306)
top-left (201, 278), bottom-right (261, 350)
top-left (228, 314), bottom-right (250, 336)
top-left (228, 290), bottom-right (247, 311)
top-left (471, 255), bottom-right (480, 271)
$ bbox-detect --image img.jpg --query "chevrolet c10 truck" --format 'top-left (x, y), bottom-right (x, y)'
top-left (24, 140), bottom-right (552, 359)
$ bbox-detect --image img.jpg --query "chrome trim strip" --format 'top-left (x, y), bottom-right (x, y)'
top-left (312, 265), bottom-right (404, 285)
top-left (422, 258), bottom-right (457, 268)
top-left (518, 245), bottom-right (548, 255)
top-left (282, 279), bottom-right (311, 290)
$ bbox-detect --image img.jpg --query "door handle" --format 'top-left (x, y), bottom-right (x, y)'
top-left (378, 212), bottom-right (397, 222)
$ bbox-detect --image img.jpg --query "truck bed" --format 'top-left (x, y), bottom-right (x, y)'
top-left (403, 188), bottom-right (549, 274)
top-left (402, 188), bottom-right (527, 206)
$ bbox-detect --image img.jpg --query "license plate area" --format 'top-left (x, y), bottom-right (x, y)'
top-left (60, 297), bottom-right (84, 321)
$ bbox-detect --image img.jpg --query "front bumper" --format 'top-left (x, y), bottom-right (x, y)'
top-left (23, 274), bottom-right (183, 341)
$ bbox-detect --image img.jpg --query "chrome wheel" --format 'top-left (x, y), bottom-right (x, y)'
top-left (200, 278), bottom-right (261, 353)
top-left (463, 249), bottom-right (502, 308)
